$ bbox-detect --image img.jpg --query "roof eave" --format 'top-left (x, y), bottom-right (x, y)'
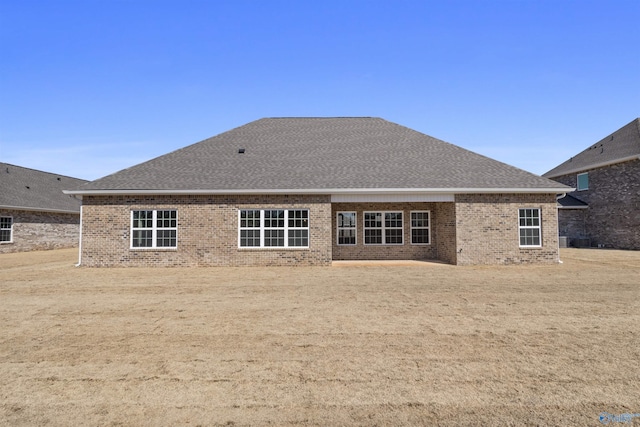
top-left (558, 205), bottom-right (589, 210)
top-left (544, 155), bottom-right (640, 179)
top-left (64, 187), bottom-right (572, 197)
top-left (0, 205), bottom-right (81, 214)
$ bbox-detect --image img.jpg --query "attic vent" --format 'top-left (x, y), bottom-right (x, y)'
top-left (238, 148), bottom-right (245, 154)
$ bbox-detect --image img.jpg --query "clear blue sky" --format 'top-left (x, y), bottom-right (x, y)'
top-left (1, 0), bottom-right (639, 180)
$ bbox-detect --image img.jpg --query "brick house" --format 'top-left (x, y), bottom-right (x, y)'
top-left (65, 118), bottom-right (571, 266)
top-left (1, 163), bottom-right (87, 253)
top-left (543, 118), bottom-right (640, 250)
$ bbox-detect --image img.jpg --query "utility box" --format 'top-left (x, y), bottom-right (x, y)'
top-left (559, 236), bottom-right (568, 248)
top-left (573, 238), bottom-right (591, 248)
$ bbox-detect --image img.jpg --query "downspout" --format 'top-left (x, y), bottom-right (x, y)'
top-left (76, 205), bottom-right (83, 267)
top-left (555, 193), bottom-right (566, 264)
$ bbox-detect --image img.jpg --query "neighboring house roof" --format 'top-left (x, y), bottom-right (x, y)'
top-left (557, 194), bottom-right (588, 209)
top-left (1, 163), bottom-right (87, 213)
top-left (66, 117), bottom-right (570, 196)
top-left (543, 118), bottom-right (640, 179)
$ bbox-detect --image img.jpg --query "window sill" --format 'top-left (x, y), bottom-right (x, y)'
top-left (130, 248), bottom-right (178, 251)
top-left (238, 247), bottom-right (309, 251)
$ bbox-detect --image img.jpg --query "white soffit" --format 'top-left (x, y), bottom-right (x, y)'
top-left (331, 193), bottom-right (455, 203)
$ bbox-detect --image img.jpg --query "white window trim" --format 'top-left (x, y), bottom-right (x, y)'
top-left (518, 208), bottom-right (542, 248)
top-left (130, 210), bottom-right (178, 250)
top-left (238, 209), bottom-right (310, 249)
top-left (238, 209), bottom-right (262, 248)
top-left (410, 210), bottom-right (431, 246)
top-left (336, 211), bottom-right (357, 246)
top-left (0, 216), bottom-right (13, 244)
top-left (577, 172), bottom-right (589, 191)
top-left (363, 211), bottom-right (404, 246)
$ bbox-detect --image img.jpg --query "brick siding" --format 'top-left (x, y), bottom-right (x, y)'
top-left (0, 209), bottom-right (80, 254)
top-left (434, 202), bottom-right (457, 264)
top-left (454, 194), bottom-right (560, 265)
top-left (557, 209), bottom-right (587, 245)
top-left (80, 195), bottom-right (332, 267)
top-left (79, 193), bottom-right (560, 267)
top-left (552, 159), bottom-right (640, 249)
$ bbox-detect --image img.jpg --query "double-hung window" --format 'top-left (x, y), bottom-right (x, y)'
top-left (264, 210), bottom-right (286, 246)
top-left (364, 211), bottom-right (403, 245)
top-left (337, 212), bottom-right (356, 245)
top-left (410, 211), bottom-right (430, 245)
top-left (238, 209), bottom-right (309, 248)
top-left (239, 210), bottom-right (261, 247)
top-left (288, 209), bottom-right (310, 247)
top-left (518, 208), bottom-right (541, 247)
top-left (0, 217), bottom-right (13, 243)
top-left (131, 210), bottom-right (177, 249)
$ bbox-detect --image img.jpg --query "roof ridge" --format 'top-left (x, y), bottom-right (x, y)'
top-left (263, 116), bottom-right (380, 119)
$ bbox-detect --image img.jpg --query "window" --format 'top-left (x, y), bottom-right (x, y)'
top-left (577, 172), bottom-right (589, 191)
top-left (131, 210), bottom-right (177, 249)
top-left (364, 211), bottom-right (403, 245)
top-left (337, 212), bottom-right (356, 245)
top-left (238, 209), bottom-right (309, 248)
top-left (264, 209), bottom-right (285, 247)
top-left (239, 210), bottom-right (261, 247)
top-left (411, 211), bottom-right (430, 245)
top-left (519, 208), bottom-right (541, 247)
top-left (288, 209), bottom-right (309, 247)
top-left (0, 217), bottom-right (13, 243)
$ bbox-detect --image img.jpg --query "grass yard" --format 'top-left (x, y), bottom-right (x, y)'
top-left (1, 248), bottom-right (639, 426)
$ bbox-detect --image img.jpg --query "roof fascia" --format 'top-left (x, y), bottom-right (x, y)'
top-left (545, 155), bottom-right (640, 179)
top-left (558, 205), bottom-right (589, 210)
top-left (64, 187), bottom-right (573, 196)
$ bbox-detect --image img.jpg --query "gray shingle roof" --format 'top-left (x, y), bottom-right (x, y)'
top-left (69, 117), bottom-right (569, 194)
top-left (1, 163), bottom-right (87, 213)
top-left (557, 194), bottom-right (588, 209)
top-left (543, 118), bottom-right (640, 178)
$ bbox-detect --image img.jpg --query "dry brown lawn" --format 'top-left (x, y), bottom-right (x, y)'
top-left (1, 249), bottom-right (639, 426)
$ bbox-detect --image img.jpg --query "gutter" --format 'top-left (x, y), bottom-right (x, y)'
top-left (63, 187), bottom-right (573, 197)
top-left (0, 205), bottom-right (81, 214)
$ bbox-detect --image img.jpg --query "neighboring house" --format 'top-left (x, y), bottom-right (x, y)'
top-left (65, 117), bottom-right (570, 267)
top-left (0, 163), bottom-right (87, 253)
top-left (543, 118), bottom-right (640, 250)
